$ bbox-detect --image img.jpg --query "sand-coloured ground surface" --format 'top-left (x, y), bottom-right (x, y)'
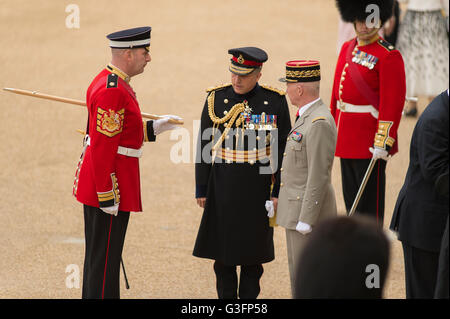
top-left (0, 0), bottom-right (427, 298)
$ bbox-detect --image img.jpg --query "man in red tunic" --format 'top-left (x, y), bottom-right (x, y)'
top-left (331, 0), bottom-right (406, 225)
top-left (73, 26), bottom-right (181, 298)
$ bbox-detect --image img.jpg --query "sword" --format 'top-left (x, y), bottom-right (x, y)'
top-left (348, 157), bottom-right (377, 217)
top-left (3, 87), bottom-right (184, 125)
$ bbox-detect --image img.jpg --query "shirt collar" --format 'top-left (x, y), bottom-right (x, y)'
top-left (297, 97), bottom-right (321, 118)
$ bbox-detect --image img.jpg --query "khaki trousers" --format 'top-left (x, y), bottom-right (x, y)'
top-left (285, 228), bottom-right (309, 297)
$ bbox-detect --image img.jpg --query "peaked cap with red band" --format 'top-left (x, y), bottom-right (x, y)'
top-left (279, 60), bottom-right (321, 83)
top-left (228, 47), bottom-right (268, 75)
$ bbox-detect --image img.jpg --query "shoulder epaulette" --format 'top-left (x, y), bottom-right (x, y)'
top-left (377, 39), bottom-right (395, 51)
top-left (260, 84), bottom-right (286, 95)
top-left (206, 83), bottom-right (231, 93)
top-left (106, 73), bottom-right (119, 88)
top-left (312, 116), bottom-right (326, 123)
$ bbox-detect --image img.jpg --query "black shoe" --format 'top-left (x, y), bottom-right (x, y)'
top-left (404, 107), bottom-right (417, 117)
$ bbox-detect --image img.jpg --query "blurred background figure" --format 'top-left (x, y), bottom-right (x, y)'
top-left (294, 216), bottom-right (390, 299)
top-left (396, 0), bottom-right (449, 117)
top-left (390, 90), bottom-right (449, 299)
top-left (383, 0), bottom-right (401, 46)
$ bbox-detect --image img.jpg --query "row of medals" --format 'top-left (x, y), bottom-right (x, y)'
top-left (242, 111), bottom-right (277, 131)
top-left (222, 99), bottom-right (277, 131)
top-left (352, 49), bottom-right (378, 70)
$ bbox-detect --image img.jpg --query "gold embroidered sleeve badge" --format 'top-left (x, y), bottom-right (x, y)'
top-left (96, 107), bottom-right (125, 137)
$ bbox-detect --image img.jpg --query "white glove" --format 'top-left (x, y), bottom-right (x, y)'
top-left (265, 200), bottom-right (274, 218)
top-left (296, 221), bottom-right (312, 235)
top-left (153, 114), bottom-right (183, 135)
top-left (369, 146), bottom-right (389, 161)
top-left (101, 204), bottom-right (119, 216)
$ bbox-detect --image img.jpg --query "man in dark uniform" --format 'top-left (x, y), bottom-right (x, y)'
top-left (73, 26), bottom-right (181, 298)
top-left (331, 0), bottom-right (406, 225)
top-left (390, 90), bottom-right (449, 298)
top-left (193, 47), bottom-right (291, 299)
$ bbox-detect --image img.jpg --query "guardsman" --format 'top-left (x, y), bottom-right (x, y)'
top-left (331, 0), bottom-right (406, 225)
top-left (193, 47), bottom-right (291, 299)
top-left (73, 26), bottom-right (181, 299)
top-left (277, 60), bottom-right (338, 296)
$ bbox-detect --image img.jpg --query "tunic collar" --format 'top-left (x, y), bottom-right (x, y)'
top-left (297, 97), bottom-right (321, 118)
top-left (230, 83), bottom-right (260, 100)
top-left (107, 63), bottom-right (131, 84)
top-left (357, 33), bottom-right (380, 47)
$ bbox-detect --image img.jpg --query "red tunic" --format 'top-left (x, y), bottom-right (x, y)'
top-left (74, 66), bottom-right (155, 212)
top-left (330, 37), bottom-right (406, 159)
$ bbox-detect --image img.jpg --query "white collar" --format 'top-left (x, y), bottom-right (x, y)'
top-left (298, 97), bottom-right (321, 118)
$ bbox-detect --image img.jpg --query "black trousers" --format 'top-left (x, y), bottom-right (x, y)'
top-left (82, 205), bottom-right (130, 299)
top-left (434, 217), bottom-right (449, 299)
top-left (340, 158), bottom-right (386, 225)
top-left (213, 261), bottom-right (264, 299)
top-left (402, 242), bottom-right (440, 299)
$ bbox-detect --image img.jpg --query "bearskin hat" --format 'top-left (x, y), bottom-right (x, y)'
top-left (336, 0), bottom-right (394, 25)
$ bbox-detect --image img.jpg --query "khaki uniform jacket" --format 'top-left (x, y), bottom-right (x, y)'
top-left (277, 99), bottom-right (338, 229)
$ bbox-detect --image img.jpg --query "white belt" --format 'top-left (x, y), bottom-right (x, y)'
top-left (117, 146), bottom-right (143, 158)
top-left (337, 101), bottom-right (379, 119)
top-left (83, 135), bottom-right (143, 158)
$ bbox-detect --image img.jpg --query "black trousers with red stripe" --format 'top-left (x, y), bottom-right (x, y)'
top-left (82, 205), bottom-right (130, 299)
top-left (340, 158), bottom-right (387, 225)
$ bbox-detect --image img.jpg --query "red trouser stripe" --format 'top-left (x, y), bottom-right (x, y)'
top-left (102, 215), bottom-right (113, 299)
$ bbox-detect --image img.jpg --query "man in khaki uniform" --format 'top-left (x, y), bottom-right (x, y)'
top-left (277, 60), bottom-right (338, 296)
